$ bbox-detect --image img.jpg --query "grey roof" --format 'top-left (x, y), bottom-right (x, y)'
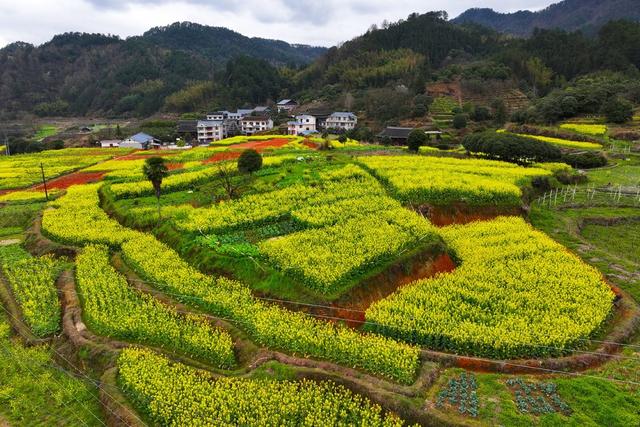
top-left (128, 132), bottom-right (156, 143)
top-left (277, 99), bottom-right (297, 105)
top-left (241, 116), bottom-right (270, 122)
top-left (329, 112), bottom-right (356, 118)
top-left (254, 106), bottom-right (269, 112)
top-left (237, 109), bottom-right (255, 116)
top-left (197, 120), bottom-right (224, 126)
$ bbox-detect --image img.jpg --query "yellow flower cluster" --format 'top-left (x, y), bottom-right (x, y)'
top-left (260, 208), bottom-right (437, 295)
top-left (366, 217), bottom-right (615, 358)
top-left (1, 247), bottom-right (61, 337)
top-left (109, 166), bottom-right (219, 198)
top-left (515, 133), bottom-right (603, 150)
top-left (177, 164), bottom-right (382, 233)
top-left (360, 156), bottom-right (550, 206)
top-left (117, 348), bottom-right (406, 426)
top-left (0, 148), bottom-right (128, 190)
top-left (42, 183), bottom-right (144, 246)
top-left (76, 245), bottom-right (235, 367)
top-left (560, 123), bottom-right (607, 136)
top-left (0, 190), bottom-right (59, 203)
top-left (121, 234), bottom-right (420, 384)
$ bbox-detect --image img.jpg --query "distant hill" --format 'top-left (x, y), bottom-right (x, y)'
top-left (453, 0), bottom-right (640, 36)
top-left (0, 23), bottom-right (325, 117)
top-left (137, 22), bottom-right (325, 65)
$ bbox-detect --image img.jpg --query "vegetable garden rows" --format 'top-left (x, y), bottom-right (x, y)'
top-left (0, 139), bottom-right (637, 426)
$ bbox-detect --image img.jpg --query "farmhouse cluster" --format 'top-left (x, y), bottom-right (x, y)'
top-left (98, 99), bottom-right (358, 148)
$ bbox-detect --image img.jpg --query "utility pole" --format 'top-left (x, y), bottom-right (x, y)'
top-left (40, 162), bottom-right (49, 201)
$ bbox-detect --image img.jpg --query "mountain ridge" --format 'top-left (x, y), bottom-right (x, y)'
top-left (453, 0), bottom-right (640, 36)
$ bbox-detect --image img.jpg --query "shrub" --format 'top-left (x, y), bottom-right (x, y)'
top-left (561, 152), bottom-right (608, 169)
top-left (462, 131), bottom-right (562, 164)
top-left (237, 149), bottom-right (263, 173)
top-left (453, 113), bottom-right (468, 129)
top-left (407, 129), bottom-right (427, 152)
top-left (338, 134), bottom-right (348, 143)
top-left (601, 97), bottom-right (634, 124)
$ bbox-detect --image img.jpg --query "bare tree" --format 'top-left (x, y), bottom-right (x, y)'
top-left (214, 161), bottom-right (243, 200)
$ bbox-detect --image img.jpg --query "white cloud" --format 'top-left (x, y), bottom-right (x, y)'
top-left (0, 0), bottom-right (558, 48)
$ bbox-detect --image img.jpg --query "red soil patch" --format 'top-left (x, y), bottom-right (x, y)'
top-left (203, 138), bottom-right (295, 164)
top-left (234, 138), bottom-right (291, 150)
top-left (34, 171), bottom-right (106, 190)
top-left (166, 163), bottom-right (183, 171)
top-left (203, 151), bottom-right (242, 164)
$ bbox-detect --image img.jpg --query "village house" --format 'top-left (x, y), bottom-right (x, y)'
top-left (240, 116), bottom-right (274, 135)
top-left (120, 132), bottom-right (160, 150)
top-left (376, 127), bottom-right (415, 145)
top-left (97, 139), bottom-right (122, 148)
top-left (277, 99), bottom-right (298, 113)
top-left (325, 112), bottom-right (358, 131)
top-left (197, 120), bottom-right (227, 143)
top-left (287, 114), bottom-right (317, 136)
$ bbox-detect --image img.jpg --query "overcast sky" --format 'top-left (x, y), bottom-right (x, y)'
top-left (0, 0), bottom-right (555, 48)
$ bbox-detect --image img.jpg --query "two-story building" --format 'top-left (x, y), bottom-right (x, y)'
top-left (197, 120), bottom-right (226, 143)
top-left (240, 116), bottom-right (274, 135)
top-left (325, 112), bottom-right (358, 131)
top-left (287, 115), bottom-right (317, 136)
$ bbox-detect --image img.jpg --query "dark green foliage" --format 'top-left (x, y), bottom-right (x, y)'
top-left (601, 96), bottom-right (634, 123)
top-left (436, 372), bottom-right (479, 418)
top-left (143, 157), bottom-right (169, 200)
top-left (462, 131), bottom-right (562, 164)
top-left (471, 105), bottom-right (491, 121)
top-left (407, 130), bottom-right (427, 152)
top-left (561, 152), bottom-right (608, 169)
top-left (237, 149), bottom-right (263, 174)
top-left (453, 113), bottom-right (468, 129)
top-left (337, 135), bottom-right (347, 143)
top-left (506, 378), bottom-right (571, 416)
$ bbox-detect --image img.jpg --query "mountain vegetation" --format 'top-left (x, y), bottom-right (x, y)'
top-left (1, 2), bottom-right (639, 126)
top-left (0, 23), bottom-right (323, 118)
top-left (453, 0), bottom-right (640, 37)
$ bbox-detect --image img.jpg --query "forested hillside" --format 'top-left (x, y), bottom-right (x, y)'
top-left (1, 8), bottom-right (640, 123)
top-left (453, 0), bottom-right (640, 37)
top-left (0, 23), bottom-right (324, 118)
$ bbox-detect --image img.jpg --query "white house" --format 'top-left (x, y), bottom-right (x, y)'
top-left (277, 99), bottom-right (298, 113)
top-left (325, 112), bottom-right (357, 131)
top-left (197, 120), bottom-right (226, 143)
top-left (98, 139), bottom-right (121, 148)
top-left (120, 133), bottom-right (160, 150)
top-left (287, 115), bottom-right (317, 136)
top-left (240, 116), bottom-right (273, 135)
top-left (206, 111), bottom-right (227, 121)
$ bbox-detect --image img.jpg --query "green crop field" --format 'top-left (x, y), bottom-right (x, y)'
top-left (1, 134), bottom-right (639, 426)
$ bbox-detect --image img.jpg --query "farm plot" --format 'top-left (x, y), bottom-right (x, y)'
top-left (42, 183), bottom-right (420, 383)
top-left (359, 156), bottom-right (551, 206)
top-left (117, 348), bottom-right (407, 426)
top-left (514, 133), bottom-right (603, 150)
top-left (366, 216), bottom-right (615, 358)
top-left (76, 245), bottom-right (235, 367)
top-left (172, 164), bottom-right (440, 297)
top-left (0, 148), bottom-right (129, 190)
top-left (0, 245), bottom-right (63, 337)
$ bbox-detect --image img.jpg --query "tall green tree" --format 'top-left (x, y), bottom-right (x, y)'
top-left (143, 157), bottom-right (169, 222)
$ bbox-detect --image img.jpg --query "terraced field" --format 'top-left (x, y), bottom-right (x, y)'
top-left (1, 137), bottom-right (638, 426)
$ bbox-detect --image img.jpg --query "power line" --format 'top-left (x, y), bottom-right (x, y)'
top-left (118, 275), bottom-right (640, 357)
top-left (0, 303), bottom-right (147, 427)
top-left (0, 343), bottom-right (100, 427)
